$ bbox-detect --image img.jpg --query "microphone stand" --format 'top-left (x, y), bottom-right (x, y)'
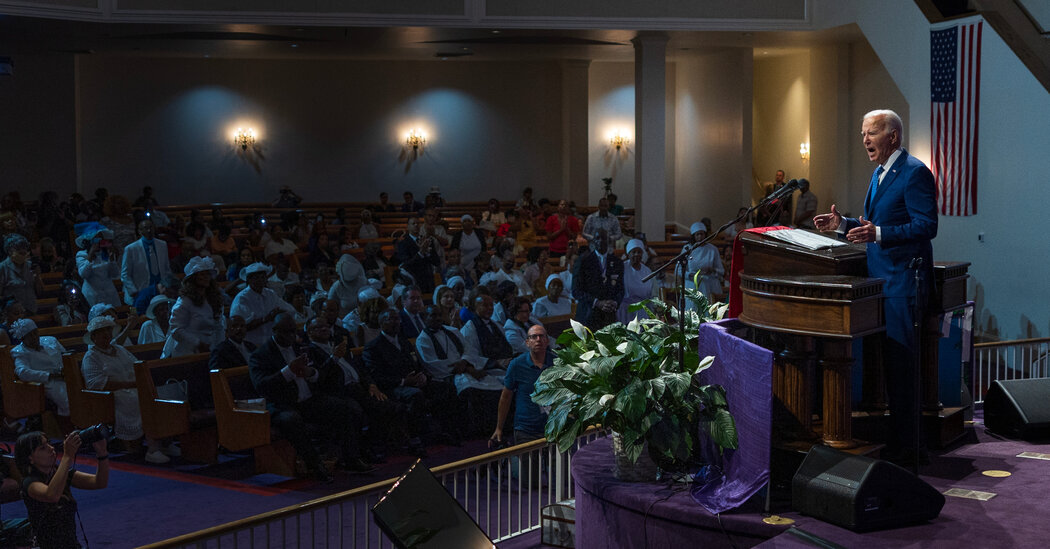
top-left (642, 196), bottom-right (777, 368)
top-left (909, 257), bottom-right (925, 475)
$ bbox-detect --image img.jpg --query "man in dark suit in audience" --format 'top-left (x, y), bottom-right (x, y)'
top-left (249, 313), bottom-right (373, 482)
top-left (208, 315), bottom-right (255, 371)
top-left (398, 286), bottom-right (427, 339)
top-left (304, 317), bottom-right (404, 461)
top-left (572, 228), bottom-right (624, 330)
top-left (400, 191), bottom-right (424, 214)
top-left (396, 229), bottom-right (440, 294)
top-left (319, 298), bottom-right (351, 343)
top-left (363, 309), bottom-right (459, 443)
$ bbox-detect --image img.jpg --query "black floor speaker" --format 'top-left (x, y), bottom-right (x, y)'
top-left (791, 445), bottom-right (944, 532)
top-left (984, 378), bottom-right (1050, 439)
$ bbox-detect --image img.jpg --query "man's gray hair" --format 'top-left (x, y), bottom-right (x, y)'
top-left (863, 109), bottom-right (903, 138)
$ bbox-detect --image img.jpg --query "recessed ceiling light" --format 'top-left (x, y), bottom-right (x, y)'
top-left (491, 30), bottom-right (501, 34)
top-left (762, 51), bottom-right (769, 55)
top-left (291, 44), bottom-right (298, 48)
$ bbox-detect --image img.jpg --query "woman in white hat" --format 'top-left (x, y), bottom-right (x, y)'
top-left (162, 256), bottom-right (226, 358)
top-left (74, 222), bottom-right (121, 308)
top-left (82, 315), bottom-right (171, 463)
top-left (618, 239), bottom-right (655, 324)
top-left (328, 253), bottom-right (369, 317)
top-left (10, 318), bottom-right (70, 423)
top-left (532, 274), bottom-right (573, 319)
top-left (683, 222), bottom-right (725, 306)
top-left (137, 295), bottom-right (173, 345)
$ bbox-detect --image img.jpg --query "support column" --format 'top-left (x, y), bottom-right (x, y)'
top-left (820, 339), bottom-right (857, 449)
top-left (561, 60), bottom-right (591, 206)
top-left (631, 33), bottom-right (668, 240)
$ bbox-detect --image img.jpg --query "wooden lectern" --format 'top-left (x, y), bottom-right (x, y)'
top-left (735, 231), bottom-right (884, 448)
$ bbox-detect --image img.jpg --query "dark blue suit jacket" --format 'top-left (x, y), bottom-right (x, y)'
top-left (842, 149), bottom-right (937, 298)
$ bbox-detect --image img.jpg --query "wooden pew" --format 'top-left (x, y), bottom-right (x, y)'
top-left (0, 345), bottom-right (46, 420)
top-left (540, 313), bottom-right (574, 341)
top-left (134, 353), bottom-right (218, 463)
top-left (210, 367), bottom-right (296, 476)
top-left (61, 352), bottom-right (115, 429)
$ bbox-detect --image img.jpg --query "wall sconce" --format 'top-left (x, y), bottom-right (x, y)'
top-left (609, 130), bottom-right (631, 151)
top-left (405, 129), bottom-right (427, 152)
top-left (800, 142), bottom-right (810, 161)
top-left (235, 127), bottom-right (256, 151)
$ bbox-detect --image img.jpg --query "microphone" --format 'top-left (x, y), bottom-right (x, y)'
top-left (766, 179), bottom-right (799, 204)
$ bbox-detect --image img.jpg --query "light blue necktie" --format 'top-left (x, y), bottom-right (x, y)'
top-left (866, 165), bottom-right (885, 214)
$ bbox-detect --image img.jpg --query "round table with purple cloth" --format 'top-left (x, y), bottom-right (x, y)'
top-left (573, 437), bottom-right (788, 548)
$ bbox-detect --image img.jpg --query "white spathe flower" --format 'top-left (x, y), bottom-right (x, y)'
top-left (627, 317), bottom-right (642, 333)
top-left (696, 354), bottom-right (716, 373)
top-left (616, 341), bottom-right (630, 354)
top-left (599, 394), bottom-right (616, 406)
top-left (579, 350), bottom-right (597, 362)
top-left (570, 318), bottom-right (589, 341)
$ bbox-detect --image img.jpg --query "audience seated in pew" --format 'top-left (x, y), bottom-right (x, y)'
top-left (81, 315), bottom-right (175, 464)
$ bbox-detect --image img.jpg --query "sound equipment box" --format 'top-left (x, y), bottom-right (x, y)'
top-left (984, 378), bottom-right (1050, 439)
top-left (792, 445), bottom-right (944, 532)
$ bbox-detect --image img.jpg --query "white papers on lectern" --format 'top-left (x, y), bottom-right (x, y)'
top-left (762, 229), bottom-right (848, 250)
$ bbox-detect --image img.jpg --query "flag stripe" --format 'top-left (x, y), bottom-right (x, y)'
top-left (930, 21), bottom-right (982, 216)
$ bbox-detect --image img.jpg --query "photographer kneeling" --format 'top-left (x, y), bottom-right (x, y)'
top-left (15, 430), bottom-right (109, 549)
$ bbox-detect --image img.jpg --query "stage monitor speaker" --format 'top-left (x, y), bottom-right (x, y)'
top-left (371, 459), bottom-right (494, 549)
top-left (792, 445), bottom-right (944, 532)
top-left (984, 378), bottom-right (1050, 439)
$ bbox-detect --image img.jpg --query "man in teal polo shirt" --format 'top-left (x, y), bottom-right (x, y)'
top-left (490, 324), bottom-right (553, 446)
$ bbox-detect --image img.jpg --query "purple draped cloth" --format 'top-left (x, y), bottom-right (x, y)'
top-left (692, 318), bottom-right (773, 514)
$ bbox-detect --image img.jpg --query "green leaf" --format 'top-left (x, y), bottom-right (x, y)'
top-left (706, 408), bottom-right (739, 451)
top-left (615, 378), bottom-right (647, 424)
top-left (531, 386), bottom-right (572, 406)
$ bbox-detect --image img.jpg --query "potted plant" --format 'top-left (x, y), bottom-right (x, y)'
top-left (532, 290), bottom-right (738, 479)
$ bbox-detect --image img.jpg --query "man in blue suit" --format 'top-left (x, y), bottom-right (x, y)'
top-left (814, 109), bottom-right (938, 465)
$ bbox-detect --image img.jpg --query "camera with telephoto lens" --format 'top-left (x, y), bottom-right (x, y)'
top-left (77, 424), bottom-right (113, 446)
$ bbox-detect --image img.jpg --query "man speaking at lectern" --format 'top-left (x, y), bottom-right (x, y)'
top-left (813, 109), bottom-right (938, 465)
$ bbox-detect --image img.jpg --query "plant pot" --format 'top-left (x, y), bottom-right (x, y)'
top-left (611, 432), bottom-right (659, 482)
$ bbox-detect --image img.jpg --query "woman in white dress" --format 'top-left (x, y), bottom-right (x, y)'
top-left (74, 223), bottom-right (121, 308)
top-left (684, 222), bottom-right (725, 306)
top-left (618, 239), bottom-right (655, 324)
top-left (81, 315), bottom-right (171, 464)
top-left (532, 275), bottom-right (573, 319)
top-left (10, 319), bottom-right (70, 418)
top-left (162, 256), bottom-right (225, 358)
top-left (137, 295), bottom-right (173, 345)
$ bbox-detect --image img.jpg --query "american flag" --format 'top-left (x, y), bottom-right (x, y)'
top-left (931, 21), bottom-right (982, 216)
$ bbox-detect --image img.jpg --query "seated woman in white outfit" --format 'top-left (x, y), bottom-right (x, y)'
top-left (162, 256), bottom-right (226, 358)
top-left (82, 315), bottom-right (174, 464)
top-left (684, 222), bottom-right (725, 307)
top-left (10, 319), bottom-right (71, 425)
top-left (137, 295), bottom-right (173, 345)
top-left (618, 239), bottom-right (656, 324)
top-left (531, 274), bottom-right (574, 319)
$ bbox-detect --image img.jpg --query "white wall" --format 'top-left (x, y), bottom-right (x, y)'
top-left (75, 57), bottom-right (565, 205)
top-left (674, 48), bottom-right (753, 232)
top-left (587, 62), bottom-right (636, 208)
top-left (753, 51), bottom-right (810, 202)
top-left (0, 53), bottom-right (77, 198)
